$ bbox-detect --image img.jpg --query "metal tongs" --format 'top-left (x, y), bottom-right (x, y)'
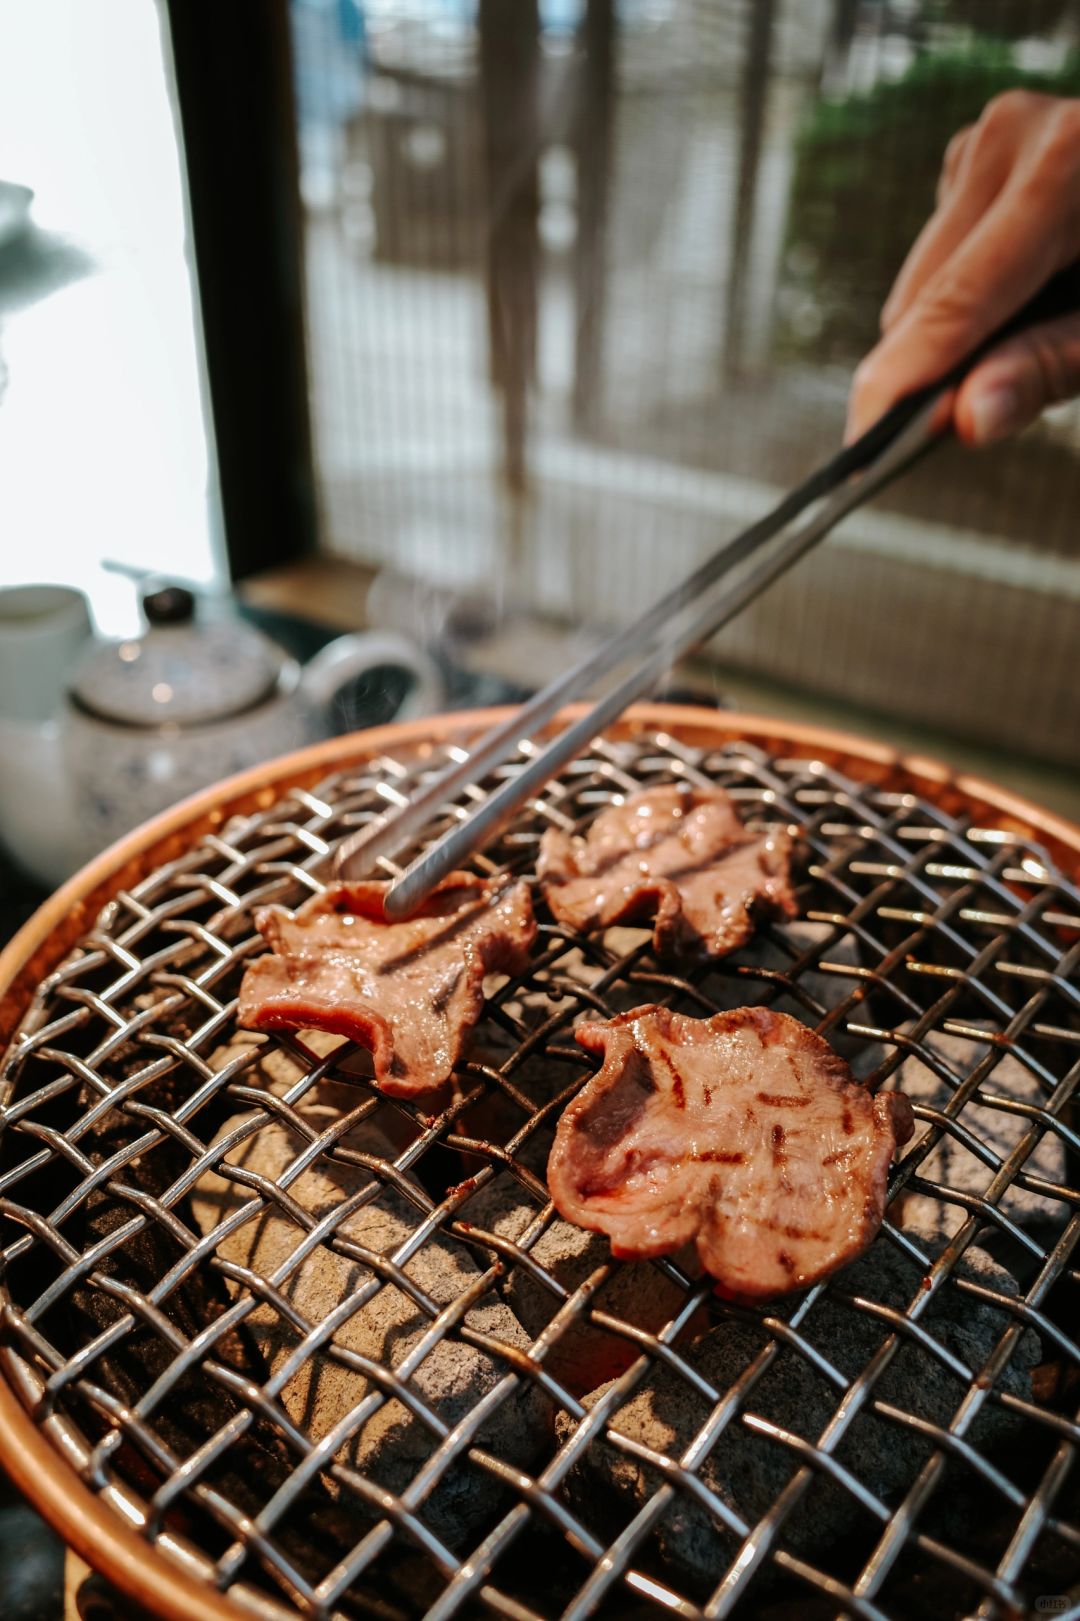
top-left (333, 266), bottom-right (1080, 917)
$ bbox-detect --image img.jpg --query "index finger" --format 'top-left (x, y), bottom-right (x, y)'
top-left (879, 126), bottom-right (1000, 332)
top-left (847, 171), bottom-right (1069, 440)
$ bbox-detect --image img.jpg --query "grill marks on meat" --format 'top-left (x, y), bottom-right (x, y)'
top-left (538, 784), bottom-right (796, 960)
top-left (237, 874), bottom-right (536, 1097)
top-left (548, 1005), bottom-right (914, 1301)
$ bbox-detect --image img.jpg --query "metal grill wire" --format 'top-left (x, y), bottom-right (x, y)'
top-left (0, 731), bottom-right (1078, 1621)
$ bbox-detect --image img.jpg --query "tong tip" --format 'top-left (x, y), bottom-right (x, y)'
top-left (382, 864), bottom-right (429, 920)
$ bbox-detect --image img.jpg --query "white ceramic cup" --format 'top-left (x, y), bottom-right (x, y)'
top-left (0, 584), bottom-right (94, 723)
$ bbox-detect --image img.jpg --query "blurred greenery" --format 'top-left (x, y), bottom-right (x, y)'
top-left (778, 41), bottom-right (1080, 362)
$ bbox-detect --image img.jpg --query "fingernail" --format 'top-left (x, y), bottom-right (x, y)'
top-left (970, 383), bottom-right (1020, 445)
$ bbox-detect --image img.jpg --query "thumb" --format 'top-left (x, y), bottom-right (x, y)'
top-left (954, 311), bottom-right (1080, 445)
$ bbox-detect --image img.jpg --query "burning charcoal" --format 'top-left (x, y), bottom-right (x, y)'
top-left (461, 1162), bottom-right (699, 1394)
top-left (558, 1234), bottom-right (1039, 1591)
top-left (728, 918), bottom-right (864, 1008)
top-left (886, 1028), bottom-right (1067, 1243)
top-left (190, 1098), bottom-right (550, 1549)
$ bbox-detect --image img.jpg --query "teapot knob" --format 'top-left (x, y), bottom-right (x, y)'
top-left (143, 584), bottom-right (196, 626)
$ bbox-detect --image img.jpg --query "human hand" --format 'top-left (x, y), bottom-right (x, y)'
top-left (846, 91), bottom-right (1080, 445)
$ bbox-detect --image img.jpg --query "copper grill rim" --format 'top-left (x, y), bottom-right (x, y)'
top-left (0, 700), bottom-right (1078, 1621)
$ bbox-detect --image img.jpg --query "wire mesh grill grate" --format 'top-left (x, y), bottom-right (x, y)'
top-left (1, 728), bottom-right (1079, 1621)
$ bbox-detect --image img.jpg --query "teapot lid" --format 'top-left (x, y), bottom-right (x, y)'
top-left (71, 586), bottom-right (285, 728)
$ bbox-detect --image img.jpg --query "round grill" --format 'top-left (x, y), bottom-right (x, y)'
top-left (0, 706), bottom-right (1078, 1621)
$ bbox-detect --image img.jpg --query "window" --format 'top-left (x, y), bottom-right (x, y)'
top-left (0, 0), bottom-right (222, 635)
top-left (290, 0), bottom-right (1080, 771)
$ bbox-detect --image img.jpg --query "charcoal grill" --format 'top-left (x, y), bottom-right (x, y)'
top-left (1, 704), bottom-right (1078, 1621)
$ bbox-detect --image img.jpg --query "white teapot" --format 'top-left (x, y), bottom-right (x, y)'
top-left (0, 584), bottom-right (444, 889)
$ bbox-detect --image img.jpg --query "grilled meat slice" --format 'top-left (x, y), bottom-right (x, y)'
top-left (538, 784), bottom-right (795, 959)
top-left (548, 1004), bottom-right (913, 1300)
top-left (237, 874), bottom-right (536, 1096)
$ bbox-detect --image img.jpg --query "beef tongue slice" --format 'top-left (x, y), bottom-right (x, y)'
top-left (538, 785), bottom-right (795, 960)
top-left (548, 1005), bottom-right (913, 1300)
